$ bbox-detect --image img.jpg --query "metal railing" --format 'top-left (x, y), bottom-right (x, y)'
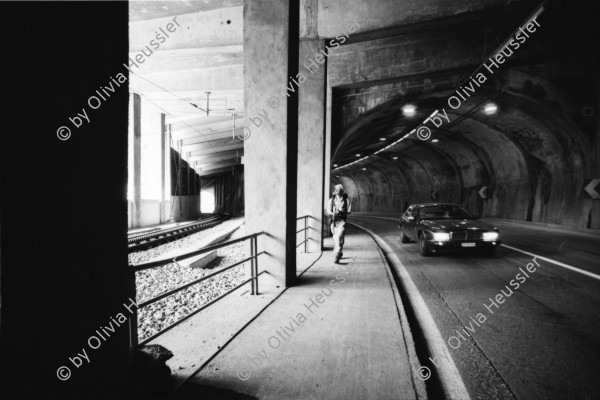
top-left (128, 231), bottom-right (265, 347)
top-left (296, 215), bottom-right (310, 253)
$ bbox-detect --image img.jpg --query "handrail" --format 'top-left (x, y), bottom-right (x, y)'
top-left (137, 255), bottom-right (254, 308)
top-left (296, 215), bottom-right (311, 253)
top-left (131, 231), bottom-right (265, 271)
top-left (128, 231), bottom-right (265, 347)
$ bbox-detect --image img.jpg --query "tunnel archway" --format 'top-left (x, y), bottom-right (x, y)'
top-left (331, 66), bottom-right (594, 227)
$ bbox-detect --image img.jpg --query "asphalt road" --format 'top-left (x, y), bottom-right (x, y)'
top-left (348, 215), bottom-right (600, 400)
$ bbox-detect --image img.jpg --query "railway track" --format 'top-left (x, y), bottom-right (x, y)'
top-left (128, 214), bottom-right (229, 253)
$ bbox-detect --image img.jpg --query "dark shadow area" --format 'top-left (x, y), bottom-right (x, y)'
top-left (171, 382), bottom-right (257, 400)
top-left (2, 2), bottom-right (130, 399)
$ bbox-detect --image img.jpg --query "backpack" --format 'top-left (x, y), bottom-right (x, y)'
top-left (329, 194), bottom-right (348, 233)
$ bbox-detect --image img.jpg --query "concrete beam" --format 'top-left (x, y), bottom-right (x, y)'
top-left (129, 6), bottom-right (242, 51)
top-left (181, 137), bottom-right (241, 153)
top-left (130, 65), bottom-right (243, 93)
top-left (328, 29), bottom-right (489, 87)
top-left (189, 143), bottom-right (243, 157)
top-left (170, 115), bottom-right (235, 131)
top-left (173, 120), bottom-right (240, 139)
top-left (199, 166), bottom-right (237, 177)
top-left (180, 129), bottom-right (243, 146)
top-left (167, 114), bottom-right (230, 125)
top-left (189, 152), bottom-right (242, 165)
top-left (127, 46), bottom-right (243, 75)
top-left (188, 149), bottom-right (242, 162)
top-left (197, 160), bottom-right (241, 171)
top-left (317, 0), bottom-right (512, 37)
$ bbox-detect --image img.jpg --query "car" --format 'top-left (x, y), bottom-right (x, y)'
top-left (398, 203), bottom-right (501, 256)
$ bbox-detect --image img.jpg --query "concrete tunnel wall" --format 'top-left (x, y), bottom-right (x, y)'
top-left (331, 66), bottom-right (595, 228)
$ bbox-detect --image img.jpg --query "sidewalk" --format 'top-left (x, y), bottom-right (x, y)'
top-left (172, 225), bottom-right (425, 400)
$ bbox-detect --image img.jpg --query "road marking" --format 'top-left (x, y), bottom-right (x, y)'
top-left (350, 222), bottom-right (471, 400)
top-left (501, 244), bottom-right (600, 281)
top-left (352, 216), bottom-right (600, 281)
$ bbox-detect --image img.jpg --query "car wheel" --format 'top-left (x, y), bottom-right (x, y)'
top-left (400, 230), bottom-right (411, 243)
top-left (419, 233), bottom-right (432, 256)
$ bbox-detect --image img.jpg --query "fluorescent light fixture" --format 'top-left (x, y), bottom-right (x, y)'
top-left (432, 139), bottom-right (439, 143)
top-left (402, 105), bottom-right (417, 117)
top-left (362, 167), bottom-right (367, 171)
top-left (333, 164), bottom-right (338, 167)
top-left (380, 138), bottom-right (386, 141)
top-left (483, 103), bottom-right (498, 115)
top-left (355, 154), bottom-right (361, 157)
top-left (393, 156), bottom-right (398, 160)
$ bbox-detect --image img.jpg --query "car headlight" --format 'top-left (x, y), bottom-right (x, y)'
top-left (432, 232), bottom-right (450, 241)
top-left (482, 232), bottom-right (499, 241)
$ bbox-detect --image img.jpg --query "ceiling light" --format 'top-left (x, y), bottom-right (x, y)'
top-left (362, 168), bottom-right (367, 171)
top-left (333, 164), bottom-right (338, 167)
top-left (393, 156), bottom-right (398, 160)
top-left (402, 105), bottom-right (416, 117)
top-left (355, 154), bottom-right (361, 157)
top-left (483, 103), bottom-right (498, 115)
top-left (432, 139), bottom-right (439, 143)
top-left (379, 138), bottom-right (386, 141)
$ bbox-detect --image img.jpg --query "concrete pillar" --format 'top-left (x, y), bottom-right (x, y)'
top-left (177, 140), bottom-right (182, 196)
top-left (164, 123), bottom-right (172, 222)
top-left (186, 152), bottom-right (191, 196)
top-left (133, 93), bottom-right (142, 228)
top-left (244, 0), bottom-right (299, 287)
top-left (160, 114), bottom-right (167, 223)
top-left (323, 75), bottom-right (333, 239)
top-left (297, 38), bottom-right (326, 252)
top-left (591, 80), bottom-right (600, 228)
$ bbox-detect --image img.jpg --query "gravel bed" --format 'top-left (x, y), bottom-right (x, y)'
top-left (128, 218), bottom-right (245, 265)
top-left (129, 219), bottom-right (249, 342)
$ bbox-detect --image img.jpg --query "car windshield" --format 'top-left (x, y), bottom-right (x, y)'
top-left (418, 205), bottom-right (474, 220)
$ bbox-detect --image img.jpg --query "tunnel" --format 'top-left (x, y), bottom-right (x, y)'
top-left (2, 1), bottom-right (600, 399)
top-left (328, 3), bottom-right (597, 229)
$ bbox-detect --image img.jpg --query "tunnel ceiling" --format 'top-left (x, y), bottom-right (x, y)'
top-left (328, 0), bottom-right (598, 227)
top-left (129, 0), bottom-right (244, 178)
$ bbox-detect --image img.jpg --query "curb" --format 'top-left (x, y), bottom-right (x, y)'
top-left (356, 225), bottom-right (428, 400)
top-left (350, 222), bottom-right (471, 400)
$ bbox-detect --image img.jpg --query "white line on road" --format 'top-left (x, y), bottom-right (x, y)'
top-left (351, 216), bottom-right (600, 281)
top-left (350, 222), bottom-right (471, 400)
top-left (501, 244), bottom-right (600, 281)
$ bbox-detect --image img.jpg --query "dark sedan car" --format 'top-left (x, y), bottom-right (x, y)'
top-left (399, 203), bottom-right (501, 256)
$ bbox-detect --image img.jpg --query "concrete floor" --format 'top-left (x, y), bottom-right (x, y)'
top-left (149, 249), bottom-right (322, 386)
top-left (172, 226), bottom-right (425, 400)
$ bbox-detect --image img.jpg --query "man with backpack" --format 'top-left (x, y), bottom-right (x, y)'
top-left (327, 184), bottom-right (352, 263)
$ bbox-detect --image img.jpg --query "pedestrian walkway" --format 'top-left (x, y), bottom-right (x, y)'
top-left (172, 225), bottom-right (426, 400)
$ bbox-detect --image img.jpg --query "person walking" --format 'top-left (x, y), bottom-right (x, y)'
top-left (327, 184), bottom-right (352, 263)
